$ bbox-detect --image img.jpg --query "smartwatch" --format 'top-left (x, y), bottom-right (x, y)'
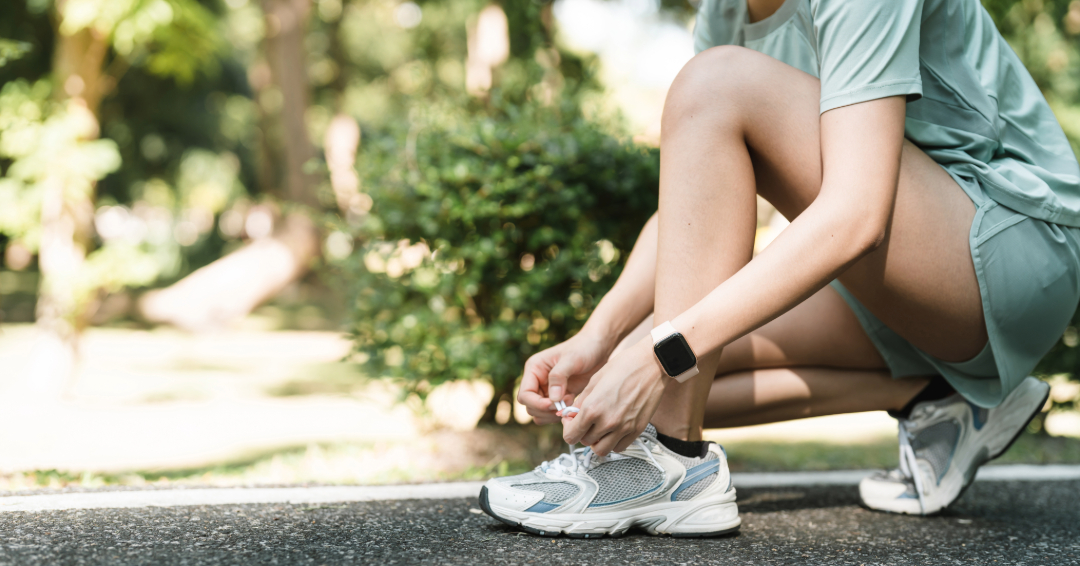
top-left (650, 321), bottom-right (700, 383)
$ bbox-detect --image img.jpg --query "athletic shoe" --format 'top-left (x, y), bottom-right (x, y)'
top-left (477, 424), bottom-right (740, 538)
top-left (860, 376), bottom-right (1050, 515)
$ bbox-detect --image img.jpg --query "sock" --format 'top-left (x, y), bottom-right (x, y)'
top-left (655, 430), bottom-right (710, 459)
top-left (889, 376), bottom-right (956, 420)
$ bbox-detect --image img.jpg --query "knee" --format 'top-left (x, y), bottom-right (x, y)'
top-left (662, 46), bottom-right (762, 132)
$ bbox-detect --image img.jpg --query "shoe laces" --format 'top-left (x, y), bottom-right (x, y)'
top-left (539, 401), bottom-right (661, 476)
top-left (897, 420), bottom-right (927, 514)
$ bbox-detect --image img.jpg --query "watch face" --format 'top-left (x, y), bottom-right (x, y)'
top-left (654, 333), bottom-right (697, 377)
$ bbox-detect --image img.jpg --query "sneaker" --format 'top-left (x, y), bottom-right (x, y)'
top-left (477, 424), bottom-right (740, 538)
top-left (859, 376), bottom-right (1050, 515)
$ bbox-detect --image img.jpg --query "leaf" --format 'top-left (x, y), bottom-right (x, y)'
top-left (0, 39), bottom-right (32, 68)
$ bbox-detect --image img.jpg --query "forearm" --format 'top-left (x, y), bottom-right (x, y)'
top-left (672, 193), bottom-right (884, 358)
top-left (579, 213), bottom-right (659, 349)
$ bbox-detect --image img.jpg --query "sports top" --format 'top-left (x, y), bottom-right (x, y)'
top-left (694, 0), bottom-right (1080, 227)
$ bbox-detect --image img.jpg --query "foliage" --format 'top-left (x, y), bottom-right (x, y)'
top-left (0, 80), bottom-right (145, 307)
top-left (58, 0), bottom-right (224, 85)
top-left (0, 39), bottom-right (32, 68)
top-left (347, 96), bottom-right (658, 408)
top-left (0, 0), bottom-right (252, 311)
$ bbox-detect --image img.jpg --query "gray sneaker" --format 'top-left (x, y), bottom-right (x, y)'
top-left (478, 424), bottom-right (740, 538)
top-left (859, 376), bottom-right (1050, 515)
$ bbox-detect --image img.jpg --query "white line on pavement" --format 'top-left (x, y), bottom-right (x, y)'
top-left (0, 464), bottom-right (1077, 513)
top-left (731, 464), bottom-right (1080, 487)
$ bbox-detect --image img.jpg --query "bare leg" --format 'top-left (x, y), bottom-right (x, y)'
top-left (650, 51), bottom-right (758, 441)
top-left (649, 47), bottom-right (984, 440)
top-left (612, 285), bottom-right (929, 428)
top-left (703, 367), bottom-right (927, 428)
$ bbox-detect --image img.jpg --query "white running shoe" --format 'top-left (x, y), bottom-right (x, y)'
top-left (478, 424), bottom-right (740, 538)
top-left (860, 376), bottom-right (1050, 515)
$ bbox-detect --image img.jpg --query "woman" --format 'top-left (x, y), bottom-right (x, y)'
top-left (477, 0), bottom-right (1075, 537)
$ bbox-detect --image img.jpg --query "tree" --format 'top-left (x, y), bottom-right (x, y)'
top-left (0, 0), bottom-right (221, 398)
top-left (138, 0), bottom-right (324, 331)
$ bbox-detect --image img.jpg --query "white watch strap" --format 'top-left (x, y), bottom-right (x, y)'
top-left (650, 321), bottom-right (678, 345)
top-left (650, 321), bottom-right (700, 383)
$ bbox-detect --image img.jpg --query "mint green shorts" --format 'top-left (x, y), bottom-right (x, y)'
top-left (832, 175), bottom-right (1080, 408)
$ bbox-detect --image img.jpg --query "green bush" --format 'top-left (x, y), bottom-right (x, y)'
top-left (347, 97), bottom-right (658, 424)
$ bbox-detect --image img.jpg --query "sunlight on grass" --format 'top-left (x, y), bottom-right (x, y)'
top-left (3, 431), bottom-right (1077, 493)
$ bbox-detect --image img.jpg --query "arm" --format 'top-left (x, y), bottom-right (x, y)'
top-left (516, 213), bottom-right (659, 422)
top-left (579, 212), bottom-right (659, 350)
top-left (674, 97), bottom-right (905, 355)
top-left (563, 96), bottom-right (907, 453)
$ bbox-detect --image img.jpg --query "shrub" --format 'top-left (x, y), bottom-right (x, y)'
top-left (347, 97), bottom-right (659, 424)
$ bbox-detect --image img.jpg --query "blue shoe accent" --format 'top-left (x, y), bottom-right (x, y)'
top-left (587, 482), bottom-right (664, 508)
top-left (524, 501), bottom-right (559, 513)
top-left (670, 460), bottom-right (721, 501)
top-left (967, 401), bottom-right (988, 431)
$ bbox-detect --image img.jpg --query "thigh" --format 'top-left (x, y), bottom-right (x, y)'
top-left (713, 47), bottom-right (987, 362)
top-left (715, 284), bottom-right (887, 374)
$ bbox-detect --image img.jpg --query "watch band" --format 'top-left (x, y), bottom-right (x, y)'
top-left (650, 321), bottom-right (700, 383)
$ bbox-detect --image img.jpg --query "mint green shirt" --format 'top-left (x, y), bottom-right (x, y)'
top-left (694, 0), bottom-right (1080, 227)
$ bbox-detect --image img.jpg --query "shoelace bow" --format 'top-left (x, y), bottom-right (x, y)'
top-left (539, 401), bottom-right (662, 476)
top-left (897, 420), bottom-right (927, 514)
top-left (539, 401), bottom-right (588, 475)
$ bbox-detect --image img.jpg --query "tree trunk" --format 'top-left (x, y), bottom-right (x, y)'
top-left (138, 213), bottom-right (319, 331)
top-left (262, 0), bottom-right (319, 207)
top-left (478, 377), bottom-right (519, 426)
top-left (138, 0), bottom-right (326, 330)
top-left (25, 13), bottom-right (109, 402)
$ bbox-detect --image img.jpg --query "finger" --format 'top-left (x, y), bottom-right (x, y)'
top-left (591, 429), bottom-right (629, 458)
top-left (562, 408), bottom-right (595, 445)
top-left (518, 388), bottom-right (554, 414)
top-left (526, 405), bottom-right (558, 421)
top-left (578, 419), bottom-right (612, 447)
top-left (547, 354), bottom-right (585, 403)
top-left (528, 412), bottom-right (560, 425)
top-left (612, 431), bottom-right (638, 454)
top-left (521, 354), bottom-right (552, 395)
top-left (519, 355), bottom-right (556, 413)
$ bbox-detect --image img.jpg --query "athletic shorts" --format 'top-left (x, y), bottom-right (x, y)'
top-left (831, 173), bottom-right (1080, 408)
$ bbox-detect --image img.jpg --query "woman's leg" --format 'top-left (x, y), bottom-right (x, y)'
top-left (650, 46), bottom-right (985, 441)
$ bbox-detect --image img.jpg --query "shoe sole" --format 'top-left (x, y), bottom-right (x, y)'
top-left (478, 486), bottom-right (740, 539)
top-left (861, 379), bottom-right (1051, 516)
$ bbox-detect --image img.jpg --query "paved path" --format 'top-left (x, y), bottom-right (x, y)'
top-left (4, 465), bottom-right (1080, 513)
top-left (1, 473), bottom-right (1078, 565)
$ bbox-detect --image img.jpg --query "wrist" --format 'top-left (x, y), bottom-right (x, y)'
top-left (650, 319), bottom-right (701, 383)
top-left (635, 335), bottom-right (670, 388)
top-left (577, 317), bottom-right (622, 353)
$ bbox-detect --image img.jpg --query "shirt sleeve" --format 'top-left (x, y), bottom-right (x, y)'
top-left (693, 0), bottom-right (746, 54)
top-left (811, 0), bottom-right (924, 114)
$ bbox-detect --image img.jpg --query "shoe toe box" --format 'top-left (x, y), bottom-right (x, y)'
top-left (482, 478), bottom-right (547, 512)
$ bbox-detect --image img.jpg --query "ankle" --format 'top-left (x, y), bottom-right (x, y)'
top-left (652, 422), bottom-right (702, 442)
top-left (890, 376), bottom-right (956, 419)
top-left (654, 430), bottom-right (711, 458)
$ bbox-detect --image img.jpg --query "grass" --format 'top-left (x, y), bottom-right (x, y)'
top-left (723, 432), bottom-right (1080, 473)
top-left (2, 430), bottom-right (1077, 493)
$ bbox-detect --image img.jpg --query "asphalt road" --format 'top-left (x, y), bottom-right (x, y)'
top-left (0, 480), bottom-right (1077, 565)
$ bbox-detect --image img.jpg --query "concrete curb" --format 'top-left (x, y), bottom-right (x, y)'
top-left (1, 464), bottom-right (1077, 513)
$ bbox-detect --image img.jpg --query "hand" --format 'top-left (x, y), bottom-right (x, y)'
top-left (562, 336), bottom-right (667, 457)
top-left (517, 331), bottom-right (614, 425)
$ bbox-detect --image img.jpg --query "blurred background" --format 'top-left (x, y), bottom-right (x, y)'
top-left (0, 0), bottom-right (1079, 491)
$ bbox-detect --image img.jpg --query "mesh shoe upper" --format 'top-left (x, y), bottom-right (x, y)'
top-left (487, 424), bottom-right (727, 514)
